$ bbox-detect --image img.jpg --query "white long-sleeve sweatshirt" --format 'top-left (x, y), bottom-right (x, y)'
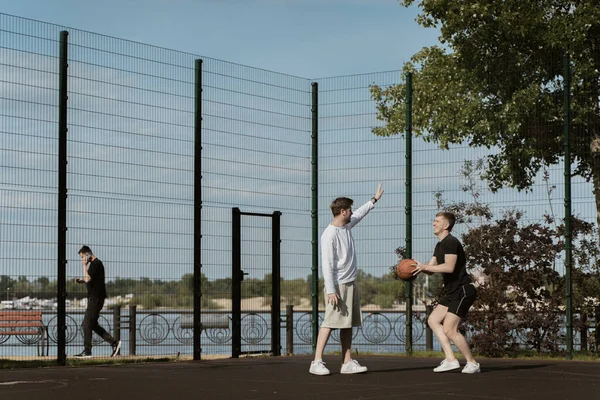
top-left (321, 200), bottom-right (374, 294)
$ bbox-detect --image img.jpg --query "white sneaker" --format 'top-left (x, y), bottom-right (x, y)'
top-left (433, 359), bottom-right (460, 372)
top-left (340, 359), bottom-right (368, 374)
top-left (111, 340), bottom-right (122, 357)
top-left (309, 360), bottom-right (330, 376)
top-left (461, 362), bottom-right (481, 374)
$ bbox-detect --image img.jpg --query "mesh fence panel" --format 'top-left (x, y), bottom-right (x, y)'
top-left (570, 45), bottom-right (600, 228)
top-left (318, 71), bottom-right (405, 294)
top-left (61, 29), bottom-right (200, 358)
top-left (201, 59), bottom-right (312, 356)
top-left (0, 13), bottom-right (314, 360)
top-left (569, 45), bottom-right (600, 351)
top-left (0, 14), bottom-right (67, 359)
top-left (317, 72), bottom-right (413, 352)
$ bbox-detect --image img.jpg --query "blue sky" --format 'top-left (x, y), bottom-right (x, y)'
top-left (0, 0), bottom-right (440, 78)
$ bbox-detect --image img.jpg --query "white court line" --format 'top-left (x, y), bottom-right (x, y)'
top-left (0, 380), bottom-right (56, 386)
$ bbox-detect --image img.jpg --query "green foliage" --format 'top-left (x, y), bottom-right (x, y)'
top-left (357, 270), bottom-right (404, 307)
top-left (462, 211), bottom-right (565, 355)
top-left (280, 278), bottom-right (311, 306)
top-left (372, 1), bottom-right (600, 226)
top-left (1, 270), bottom-right (409, 310)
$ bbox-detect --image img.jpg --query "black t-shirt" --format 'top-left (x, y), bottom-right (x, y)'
top-left (86, 258), bottom-right (107, 300)
top-left (433, 234), bottom-right (470, 294)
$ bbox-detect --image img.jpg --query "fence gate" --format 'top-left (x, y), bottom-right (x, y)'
top-left (231, 208), bottom-right (281, 358)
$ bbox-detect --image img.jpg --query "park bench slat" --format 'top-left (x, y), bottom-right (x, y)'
top-left (0, 311), bottom-right (43, 315)
top-left (0, 330), bottom-right (41, 335)
top-left (0, 322), bottom-right (43, 328)
top-left (0, 315), bottom-right (43, 321)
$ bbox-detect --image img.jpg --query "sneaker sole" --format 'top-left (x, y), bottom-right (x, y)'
top-left (309, 371), bottom-right (331, 376)
top-left (433, 366), bottom-right (460, 373)
top-left (340, 369), bottom-right (367, 374)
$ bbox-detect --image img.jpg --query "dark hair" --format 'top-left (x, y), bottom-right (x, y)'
top-left (78, 245), bottom-right (93, 255)
top-left (436, 212), bottom-right (456, 232)
top-left (330, 197), bottom-right (353, 216)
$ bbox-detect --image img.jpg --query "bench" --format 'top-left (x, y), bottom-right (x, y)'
top-left (0, 310), bottom-right (48, 356)
top-left (179, 314), bottom-right (230, 330)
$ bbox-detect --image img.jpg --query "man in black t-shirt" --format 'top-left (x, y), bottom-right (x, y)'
top-left (413, 212), bottom-right (480, 374)
top-left (74, 245), bottom-right (121, 358)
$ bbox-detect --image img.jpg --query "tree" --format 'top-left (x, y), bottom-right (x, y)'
top-left (371, 1), bottom-right (600, 232)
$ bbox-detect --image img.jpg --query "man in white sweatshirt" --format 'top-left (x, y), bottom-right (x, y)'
top-left (309, 184), bottom-right (384, 376)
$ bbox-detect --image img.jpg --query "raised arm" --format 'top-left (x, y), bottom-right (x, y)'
top-left (347, 183), bottom-right (384, 229)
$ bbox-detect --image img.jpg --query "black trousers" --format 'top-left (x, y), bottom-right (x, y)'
top-left (82, 297), bottom-right (115, 353)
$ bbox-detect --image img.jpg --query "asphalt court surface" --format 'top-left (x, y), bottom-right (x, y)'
top-left (0, 355), bottom-right (598, 399)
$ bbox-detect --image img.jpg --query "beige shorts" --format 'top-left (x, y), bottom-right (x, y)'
top-left (321, 281), bottom-right (363, 329)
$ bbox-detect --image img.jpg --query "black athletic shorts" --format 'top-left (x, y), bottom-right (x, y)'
top-left (438, 283), bottom-right (477, 319)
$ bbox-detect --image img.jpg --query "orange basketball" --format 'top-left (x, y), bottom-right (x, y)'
top-left (396, 259), bottom-right (417, 281)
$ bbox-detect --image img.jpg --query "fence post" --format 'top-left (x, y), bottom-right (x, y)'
top-left (232, 208), bottom-right (241, 358)
top-left (594, 306), bottom-right (600, 352)
top-left (311, 82), bottom-right (319, 352)
top-left (271, 211), bottom-right (282, 356)
top-left (563, 52), bottom-right (573, 360)
top-left (113, 305), bottom-right (121, 355)
top-left (129, 305), bottom-right (137, 356)
top-left (425, 305), bottom-right (433, 351)
top-left (193, 58), bottom-right (203, 361)
top-left (405, 71), bottom-right (413, 356)
top-left (286, 305), bottom-right (294, 355)
top-left (56, 29), bottom-right (69, 367)
top-left (580, 311), bottom-right (587, 352)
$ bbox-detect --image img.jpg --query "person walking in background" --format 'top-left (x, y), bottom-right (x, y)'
top-left (413, 212), bottom-right (480, 374)
top-left (75, 245), bottom-right (121, 358)
top-left (309, 184), bottom-right (384, 376)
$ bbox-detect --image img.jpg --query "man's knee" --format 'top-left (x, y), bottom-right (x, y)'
top-left (443, 326), bottom-right (457, 338)
top-left (318, 327), bottom-right (331, 338)
top-left (428, 314), bottom-right (441, 328)
top-left (442, 319), bottom-right (461, 339)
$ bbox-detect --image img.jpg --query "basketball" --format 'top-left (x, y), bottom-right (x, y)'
top-left (396, 259), bottom-right (417, 281)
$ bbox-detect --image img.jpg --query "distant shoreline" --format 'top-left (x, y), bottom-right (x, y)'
top-left (212, 297), bottom-right (428, 312)
top-left (1, 296), bottom-right (429, 312)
